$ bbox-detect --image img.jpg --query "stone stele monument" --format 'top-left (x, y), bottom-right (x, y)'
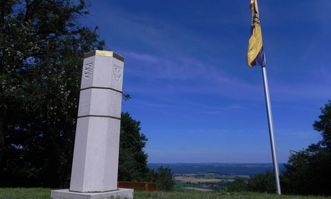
top-left (51, 50), bottom-right (133, 199)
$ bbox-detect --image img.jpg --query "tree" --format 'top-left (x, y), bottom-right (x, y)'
top-left (313, 101), bottom-right (331, 150)
top-left (0, 0), bottom-right (152, 188)
top-left (247, 172), bottom-right (276, 193)
top-left (282, 100), bottom-right (331, 195)
top-left (118, 112), bottom-right (150, 182)
top-left (226, 178), bottom-right (248, 192)
top-left (0, 0), bottom-right (104, 187)
top-left (154, 167), bottom-right (174, 191)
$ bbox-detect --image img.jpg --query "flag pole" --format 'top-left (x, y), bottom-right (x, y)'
top-left (261, 64), bottom-right (282, 195)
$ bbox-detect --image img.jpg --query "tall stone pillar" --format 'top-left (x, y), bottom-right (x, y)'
top-left (51, 50), bottom-right (133, 199)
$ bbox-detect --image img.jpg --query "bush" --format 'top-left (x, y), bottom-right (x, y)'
top-left (282, 100), bottom-right (331, 195)
top-left (226, 178), bottom-right (248, 192)
top-left (248, 172), bottom-right (276, 193)
top-left (155, 167), bottom-right (174, 191)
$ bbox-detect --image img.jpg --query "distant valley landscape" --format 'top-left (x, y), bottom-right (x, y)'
top-left (149, 163), bottom-right (286, 191)
top-left (149, 163), bottom-right (285, 176)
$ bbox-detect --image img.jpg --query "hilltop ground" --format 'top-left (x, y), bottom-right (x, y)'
top-left (1, 188), bottom-right (331, 199)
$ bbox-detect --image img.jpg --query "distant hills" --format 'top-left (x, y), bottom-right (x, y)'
top-left (148, 163), bottom-right (286, 176)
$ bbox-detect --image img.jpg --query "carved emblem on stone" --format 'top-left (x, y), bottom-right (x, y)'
top-left (83, 62), bottom-right (94, 79)
top-left (113, 65), bottom-right (122, 81)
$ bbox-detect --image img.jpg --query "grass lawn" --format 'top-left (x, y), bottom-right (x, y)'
top-left (1, 188), bottom-right (331, 199)
top-left (0, 188), bottom-right (50, 199)
top-left (136, 191), bottom-right (331, 199)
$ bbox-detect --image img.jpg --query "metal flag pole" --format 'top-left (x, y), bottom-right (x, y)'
top-left (261, 64), bottom-right (282, 195)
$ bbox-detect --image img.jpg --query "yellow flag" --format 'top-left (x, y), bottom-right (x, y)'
top-left (247, 0), bottom-right (265, 67)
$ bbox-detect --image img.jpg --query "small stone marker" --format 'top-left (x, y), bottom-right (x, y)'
top-left (51, 50), bottom-right (133, 199)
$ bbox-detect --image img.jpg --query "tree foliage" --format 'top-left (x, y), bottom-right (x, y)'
top-left (282, 100), bottom-right (331, 195)
top-left (247, 172), bottom-right (276, 193)
top-left (0, 0), bottom-right (104, 187)
top-left (313, 101), bottom-right (331, 149)
top-left (0, 0), bottom-right (166, 188)
top-left (118, 112), bottom-right (150, 182)
top-left (226, 178), bottom-right (248, 192)
top-left (154, 167), bottom-right (174, 191)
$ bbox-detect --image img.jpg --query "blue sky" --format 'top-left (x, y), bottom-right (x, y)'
top-left (82, 0), bottom-right (331, 163)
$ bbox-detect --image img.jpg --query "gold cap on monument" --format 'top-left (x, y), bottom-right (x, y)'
top-left (84, 50), bottom-right (124, 61)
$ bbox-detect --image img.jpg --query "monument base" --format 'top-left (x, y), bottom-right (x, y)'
top-left (51, 189), bottom-right (134, 199)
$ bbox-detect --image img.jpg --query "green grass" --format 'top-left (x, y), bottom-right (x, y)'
top-left (135, 191), bottom-right (331, 199)
top-left (0, 188), bottom-right (331, 199)
top-left (0, 188), bottom-right (50, 199)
